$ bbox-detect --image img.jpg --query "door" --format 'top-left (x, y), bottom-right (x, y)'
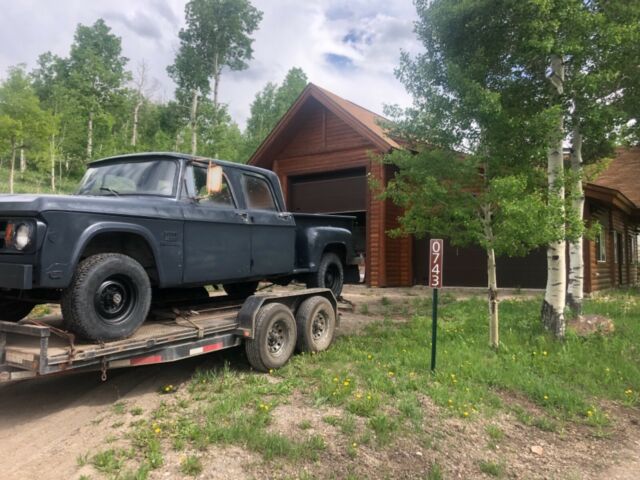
top-left (241, 173), bottom-right (295, 276)
top-left (182, 164), bottom-right (251, 284)
top-left (289, 168), bottom-right (367, 213)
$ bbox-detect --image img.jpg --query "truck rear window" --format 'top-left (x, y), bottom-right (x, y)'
top-left (242, 174), bottom-right (277, 211)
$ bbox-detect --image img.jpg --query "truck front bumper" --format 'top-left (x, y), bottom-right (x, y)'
top-left (0, 263), bottom-right (33, 289)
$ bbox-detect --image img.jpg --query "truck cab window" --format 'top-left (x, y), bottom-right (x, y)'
top-left (183, 164), bottom-right (235, 207)
top-left (243, 174), bottom-right (277, 211)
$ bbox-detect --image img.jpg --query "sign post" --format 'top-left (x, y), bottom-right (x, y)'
top-left (429, 239), bottom-right (443, 372)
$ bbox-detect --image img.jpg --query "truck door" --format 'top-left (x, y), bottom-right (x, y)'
top-left (182, 164), bottom-right (251, 284)
top-left (241, 173), bottom-right (296, 276)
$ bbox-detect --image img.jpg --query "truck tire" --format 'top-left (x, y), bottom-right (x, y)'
top-left (61, 253), bottom-right (151, 341)
top-left (0, 300), bottom-right (35, 322)
top-left (295, 296), bottom-right (336, 353)
top-left (306, 253), bottom-right (344, 298)
top-left (223, 281), bottom-right (259, 299)
top-left (245, 302), bottom-right (297, 372)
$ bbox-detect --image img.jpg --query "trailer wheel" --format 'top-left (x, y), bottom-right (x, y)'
top-left (61, 253), bottom-right (151, 341)
top-left (0, 300), bottom-right (36, 322)
top-left (223, 281), bottom-right (259, 299)
top-left (307, 252), bottom-right (344, 298)
top-left (245, 302), bottom-right (297, 372)
top-left (295, 296), bottom-right (336, 353)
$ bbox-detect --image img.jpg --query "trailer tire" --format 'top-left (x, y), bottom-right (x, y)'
top-left (61, 253), bottom-right (151, 341)
top-left (223, 281), bottom-right (259, 300)
top-left (295, 296), bottom-right (336, 353)
top-left (0, 300), bottom-right (36, 322)
top-left (245, 302), bottom-right (297, 372)
top-left (307, 252), bottom-right (344, 298)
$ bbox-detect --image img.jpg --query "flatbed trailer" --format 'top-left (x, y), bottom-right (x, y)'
top-left (0, 288), bottom-right (339, 383)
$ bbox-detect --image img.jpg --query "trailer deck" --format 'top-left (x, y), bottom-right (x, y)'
top-left (0, 289), bottom-right (340, 382)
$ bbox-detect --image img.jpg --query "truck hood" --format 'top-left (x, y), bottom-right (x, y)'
top-left (0, 194), bottom-right (180, 218)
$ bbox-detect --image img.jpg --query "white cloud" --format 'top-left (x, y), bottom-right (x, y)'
top-left (0, 0), bottom-right (420, 128)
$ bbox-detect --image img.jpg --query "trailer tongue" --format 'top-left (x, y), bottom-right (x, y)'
top-left (0, 289), bottom-right (338, 383)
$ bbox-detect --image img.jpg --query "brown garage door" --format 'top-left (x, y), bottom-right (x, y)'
top-left (289, 168), bottom-right (367, 214)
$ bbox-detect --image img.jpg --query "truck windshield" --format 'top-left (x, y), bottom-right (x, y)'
top-left (76, 160), bottom-right (178, 197)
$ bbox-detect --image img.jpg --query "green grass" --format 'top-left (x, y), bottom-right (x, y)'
top-left (92, 289), bottom-right (640, 477)
top-left (0, 164), bottom-right (79, 194)
top-left (180, 455), bottom-right (203, 476)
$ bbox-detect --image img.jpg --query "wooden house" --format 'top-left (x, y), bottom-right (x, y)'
top-left (249, 84), bottom-right (639, 292)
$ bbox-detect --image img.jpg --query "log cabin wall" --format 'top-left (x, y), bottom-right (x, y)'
top-left (266, 99), bottom-right (396, 287)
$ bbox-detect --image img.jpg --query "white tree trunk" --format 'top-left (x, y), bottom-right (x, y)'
top-left (131, 100), bottom-right (142, 147)
top-left (483, 206), bottom-right (499, 348)
top-left (567, 127), bottom-right (584, 314)
top-left (542, 54), bottom-right (567, 339)
top-left (9, 141), bottom-right (16, 194)
top-left (190, 89), bottom-right (199, 155)
top-left (50, 134), bottom-right (56, 192)
top-left (87, 111), bottom-right (94, 161)
top-left (19, 148), bottom-right (26, 173)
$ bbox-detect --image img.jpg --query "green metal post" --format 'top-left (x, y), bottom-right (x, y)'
top-left (431, 288), bottom-right (438, 371)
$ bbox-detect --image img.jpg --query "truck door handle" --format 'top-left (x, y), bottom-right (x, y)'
top-left (236, 212), bottom-right (250, 222)
top-left (277, 212), bottom-right (291, 220)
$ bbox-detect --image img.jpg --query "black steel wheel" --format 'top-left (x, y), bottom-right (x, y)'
top-left (295, 296), bottom-right (336, 353)
top-left (245, 302), bottom-right (297, 372)
top-left (0, 299), bottom-right (36, 322)
top-left (306, 252), bottom-right (344, 298)
top-left (61, 253), bottom-right (151, 341)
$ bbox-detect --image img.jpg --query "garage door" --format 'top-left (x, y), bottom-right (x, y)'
top-left (289, 168), bottom-right (367, 214)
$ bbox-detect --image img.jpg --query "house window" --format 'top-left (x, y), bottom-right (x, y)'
top-left (596, 228), bottom-right (607, 263)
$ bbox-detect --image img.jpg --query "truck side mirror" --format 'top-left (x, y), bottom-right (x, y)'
top-left (207, 164), bottom-right (223, 195)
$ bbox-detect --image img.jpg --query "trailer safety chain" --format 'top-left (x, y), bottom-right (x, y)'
top-left (337, 296), bottom-right (355, 312)
top-left (100, 357), bottom-right (108, 382)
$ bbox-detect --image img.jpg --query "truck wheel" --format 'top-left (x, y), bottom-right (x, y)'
top-left (245, 302), bottom-right (297, 372)
top-left (61, 253), bottom-right (151, 341)
top-left (295, 296), bottom-right (336, 353)
top-left (223, 281), bottom-right (259, 299)
top-left (0, 300), bottom-right (35, 322)
top-left (307, 253), bottom-right (344, 298)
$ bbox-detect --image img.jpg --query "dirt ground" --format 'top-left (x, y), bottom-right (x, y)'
top-left (1, 285), bottom-right (638, 479)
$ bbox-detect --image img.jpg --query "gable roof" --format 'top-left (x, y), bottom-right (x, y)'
top-left (249, 83), bottom-right (400, 168)
top-left (591, 147), bottom-right (640, 209)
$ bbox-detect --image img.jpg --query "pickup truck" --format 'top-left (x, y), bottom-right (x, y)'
top-left (0, 153), bottom-right (358, 341)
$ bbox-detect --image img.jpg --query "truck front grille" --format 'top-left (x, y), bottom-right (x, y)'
top-left (0, 220), bottom-right (6, 249)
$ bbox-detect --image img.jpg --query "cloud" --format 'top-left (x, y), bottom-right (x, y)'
top-left (0, 0), bottom-right (420, 129)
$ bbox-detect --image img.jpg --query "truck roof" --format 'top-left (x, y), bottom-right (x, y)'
top-left (89, 152), bottom-right (278, 180)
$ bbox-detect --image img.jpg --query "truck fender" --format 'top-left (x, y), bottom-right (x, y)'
top-left (302, 227), bottom-right (352, 270)
top-left (67, 222), bottom-right (164, 285)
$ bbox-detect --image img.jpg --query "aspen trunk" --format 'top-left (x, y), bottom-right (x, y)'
top-left (9, 141), bottom-right (16, 194)
top-left (50, 134), bottom-right (56, 192)
top-left (487, 247), bottom-right (499, 349)
top-left (131, 100), bottom-right (142, 147)
top-left (567, 127), bottom-right (584, 314)
top-left (190, 89), bottom-right (199, 155)
top-left (87, 111), bottom-right (94, 160)
top-left (483, 206), bottom-right (499, 348)
top-left (542, 54), bottom-right (567, 339)
top-left (19, 148), bottom-right (26, 173)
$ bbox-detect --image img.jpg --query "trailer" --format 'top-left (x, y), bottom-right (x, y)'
top-left (0, 288), bottom-right (339, 383)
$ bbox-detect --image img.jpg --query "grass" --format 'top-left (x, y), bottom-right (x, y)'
top-left (82, 289), bottom-right (640, 478)
top-left (479, 459), bottom-right (506, 477)
top-left (180, 455), bottom-right (203, 476)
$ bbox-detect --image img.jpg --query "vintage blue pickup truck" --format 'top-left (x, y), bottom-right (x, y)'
top-left (0, 153), bottom-right (358, 340)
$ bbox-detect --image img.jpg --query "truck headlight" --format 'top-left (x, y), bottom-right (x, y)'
top-left (14, 223), bottom-right (33, 250)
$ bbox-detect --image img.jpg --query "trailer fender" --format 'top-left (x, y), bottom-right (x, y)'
top-left (236, 288), bottom-right (337, 339)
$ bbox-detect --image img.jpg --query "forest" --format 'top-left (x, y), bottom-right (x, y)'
top-left (0, 0), bottom-right (305, 194)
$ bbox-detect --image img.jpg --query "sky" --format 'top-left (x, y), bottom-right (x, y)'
top-left (0, 0), bottom-right (422, 129)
